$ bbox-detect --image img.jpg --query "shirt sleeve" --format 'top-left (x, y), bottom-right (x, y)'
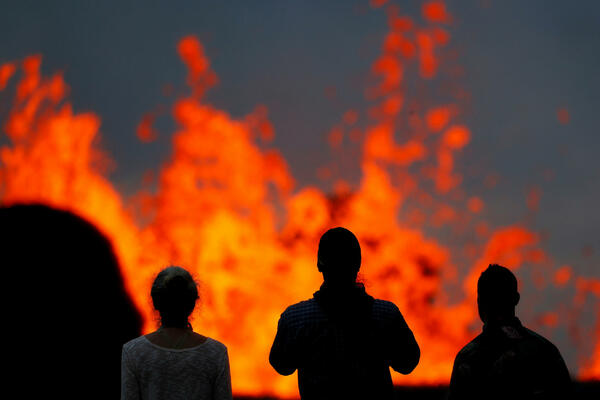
top-left (213, 347), bottom-right (233, 400)
top-left (542, 344), bottom-right (572, 399)
top-left (269, 312), bottom-right (298, 375)
top-left (448, 353), bottom-right (470, 400)
top-left (387, 307), bottom-right (420, 374)
top-left (121, 345), bottom-right (140, 400)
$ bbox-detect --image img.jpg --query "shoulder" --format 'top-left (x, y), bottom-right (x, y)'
top-left (521, 326), bottom-right (563, 357)
top-left (454, 333), bottom-right (484, 364)
top-left (523, 326), bottom-right (555, 345)
top-left (204, 337), bottom-right (228, 353)
top-left (279, 298), bottom-right (324, 328)
top-left (372, 299), bottom-right (401, 315)
top-left (372, 298), bottom-right (408, 324)
top-left (122, 335), bottom-right (149, 353)
top-left (121, 335), bottom-right (151, 366)
top-left (281, 298), bottom-right (321, 319)
top-left (199, 337), bottom-right (230, 364)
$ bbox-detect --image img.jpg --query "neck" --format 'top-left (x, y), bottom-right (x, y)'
top-left (484, 314), bottom-right (517, 327)
top-left (160, 323), bottom-right (191, 330)
top-left (322, 280), bottom-right (359, 290)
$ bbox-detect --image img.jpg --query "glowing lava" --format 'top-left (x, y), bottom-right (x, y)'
top-left (1, 1), bottom-right (598, 397)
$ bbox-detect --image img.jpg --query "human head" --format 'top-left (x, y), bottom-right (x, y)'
top-left (477, 263), bottom-right (520, 324)
top-left (151, 266), bottom-right (199, 328)
top-left (317, 227), bottom-right (361, 286)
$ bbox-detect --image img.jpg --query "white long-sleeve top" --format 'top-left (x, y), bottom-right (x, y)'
top-left (121, 335), bottom-right (232, 400)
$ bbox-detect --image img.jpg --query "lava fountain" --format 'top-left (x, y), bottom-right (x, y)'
top-left (0, 1), bottom-right (598, 397)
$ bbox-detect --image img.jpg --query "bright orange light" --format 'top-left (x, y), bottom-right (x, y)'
top-left (1, 1), bottom-right (598, 397)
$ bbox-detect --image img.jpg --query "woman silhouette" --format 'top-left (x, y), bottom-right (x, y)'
top-left (121, 266), bottom-right (232, 400)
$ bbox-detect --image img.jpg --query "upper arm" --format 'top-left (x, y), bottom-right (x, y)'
top-left (448, 354), bottom-right (468, 400)
top-left (120, 346), bottom-right (140, 400)
top-left (269, 312), bottom-right (298, 376)
top-left (387, 307), bottom-right (420, 374)
top-left (213, 348), bottom-right (233, 400)
top-left (543, 344), bottom-right (572, 396)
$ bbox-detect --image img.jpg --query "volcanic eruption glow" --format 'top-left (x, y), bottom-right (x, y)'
top-left (1, 1), bottom-right (599, 397)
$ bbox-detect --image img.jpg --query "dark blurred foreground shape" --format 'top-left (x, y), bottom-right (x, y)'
top-left (270, 227), bottom-right (420, 400)
top-left (448, 264), bottom-right (571, 400)
top-left (0, 204), bottom-right (142, 398)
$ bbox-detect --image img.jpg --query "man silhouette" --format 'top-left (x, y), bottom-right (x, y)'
top-left (269, 227), bottom-right (420, 400)
top-left (448, 264), bottom-right (571, 400)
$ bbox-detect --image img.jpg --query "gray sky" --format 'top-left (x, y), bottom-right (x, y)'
top-left (1, 0), bottom-right (599, 375)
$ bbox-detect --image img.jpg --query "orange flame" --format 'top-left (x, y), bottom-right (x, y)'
top-left (1, 1), bottom-right (598, 397)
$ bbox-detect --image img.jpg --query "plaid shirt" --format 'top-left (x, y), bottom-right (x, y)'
top-left (269, 285), bottom-right (420, 400)
top-left (448, 317), bottom-right (571, 400)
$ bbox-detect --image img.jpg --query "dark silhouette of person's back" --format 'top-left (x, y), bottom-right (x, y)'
top-left (0, 204), bottom-right (142, 398)
top-left (448, 264), bottom-right (571, 400)
top-left (270, 227), bottom-right (420, 400)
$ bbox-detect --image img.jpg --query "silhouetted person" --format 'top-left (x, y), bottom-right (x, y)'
top-left (121, 266), bottom-right (232, 400)
top-left (0, 204), bottom-right (142, 398)
top-left (448, 264), bottom-right (571, 400)
top-left (270, 227), bottom-right (420, 400)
